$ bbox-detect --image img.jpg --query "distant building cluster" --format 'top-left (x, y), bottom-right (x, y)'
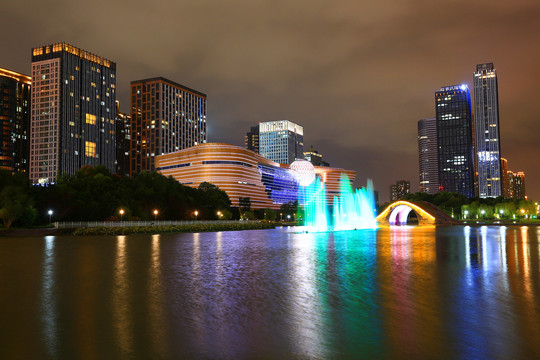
top-left (390, 180), bottom-right (410, 201)
top-left (415, 63), bottom-right (526, 200)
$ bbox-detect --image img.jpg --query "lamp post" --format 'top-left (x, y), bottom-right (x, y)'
top-left (217, 211), bottom-right (222, 219)
top-left (481, 209), bottom-right (485, 219)
top-left (499, 209), bottom-right (503, 219)
top-left (119, 209), bottom-right (124, 222)
top-left (48, 209), bottom-right (53, 224)
top-left (464, 210), bottom-right (468, 219)
top-left (153, 209), bottom-right (158, 222)
top-left (194, 210), bottom-right (198, 220)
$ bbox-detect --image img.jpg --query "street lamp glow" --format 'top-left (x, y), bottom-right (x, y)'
top-left (48, 209), bottom-right (53, 224)
top-left (153, 209), bottom-right (158, 221)
top-left (119, 209), bottom-right (124, 222)
top-left (194, 210), bottom-right (198, 218)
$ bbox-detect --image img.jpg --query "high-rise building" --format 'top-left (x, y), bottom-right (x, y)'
top-left (509, 172), bottom-right (526, 199)
top-left (29, 43), bottom-right (116, 184)
top-left (245, 125), bottom-right (259, 153)
top-left (474, 63), bottom-right (502, 198)
top-left (304, 145), bottom-right (329, 167)
top-left (417, 117), bottom-right (438, 194)
top-left (115, 101), bottom-right (130, 176)
top-left (130, 77), bottom-right (206, 175)
top-left (435, 85), bottom-right (475, 197)
top-left (501, 158), bottom-right (509, 198)
top-left (259, 120), bottom-right (303, 164)
top-left (390, 180), bottom-right (410, 201)
top-left (0, 68), bottom-right (31, 173)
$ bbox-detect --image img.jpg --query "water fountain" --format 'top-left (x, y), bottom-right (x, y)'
top-left (294, 161), bottom-right (377, 232)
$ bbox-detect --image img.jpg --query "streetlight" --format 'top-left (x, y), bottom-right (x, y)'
top-left (287, 214), bottom-right (291, 221)
top-left (464, 210), bottom-right (469, 219)
top-left (119, 209), bottom-right (125, 222)
top-left (153, 209), bottom-right (158, 222)
top-left (481, 209), bottom-right (485, 219)
top-left (48, 209), bottom-right (53, 224)
top-left (194, 210), bottom-right (198, 219)
top-left (499, 209), bottom-right (503, 219)
top-left (217, 211), bottom-right (222, 219)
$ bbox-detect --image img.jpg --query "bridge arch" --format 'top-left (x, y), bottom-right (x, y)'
top-left (376, 200), bottom-right (456, 226)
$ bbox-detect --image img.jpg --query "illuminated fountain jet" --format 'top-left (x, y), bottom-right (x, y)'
top-left (290, 159), bottom-right (377, 232)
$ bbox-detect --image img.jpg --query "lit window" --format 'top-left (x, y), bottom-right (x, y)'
top-left (86, 114), bottom-right (97, 125)
top-left (85, 141), bottom-right (96, 158)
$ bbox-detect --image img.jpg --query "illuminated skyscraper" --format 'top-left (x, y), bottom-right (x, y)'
top-left (0, 68), bottom-right (31, 173)
top-left (29, 43), bottom-right (116, 184)
top-left (115, 101), bottom-right (130, 176)
top-left (129, 77), bottom-right (207, 175)
top-left (259, 120), bottom-right (303, 164)
top-left (474, 63), bottom-right (502, 198)
top-left (417, 117), bottom-right (438, 194)
top-left (435, 85), bottom-right (475, 197)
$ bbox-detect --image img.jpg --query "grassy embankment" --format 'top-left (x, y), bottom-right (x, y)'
top-left (73, 221), bottom-right (277, 236)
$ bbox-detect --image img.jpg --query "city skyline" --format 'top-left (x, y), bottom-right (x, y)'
top-left (1, 1), bottom-right (539, 200)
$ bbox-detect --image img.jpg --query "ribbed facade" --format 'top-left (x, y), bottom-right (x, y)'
top-left (0, 68), bottom-right (31, 173)
top-left (418, 117), bottom-right (439, 194)
top-left (129, 77), bottom-right (206, 176)
top-left (155, 143), bottom-right (356, 209)
top-left (435, 85), bottom-right (475, 198)
top-left (259, 120), bottom-right (303, 164)
top-left (30, 43), bottom-right (116, 184)
top-left (474, 63), bottom-right (502, 198)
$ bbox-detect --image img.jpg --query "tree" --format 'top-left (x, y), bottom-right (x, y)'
top-left (0, 185), bottom-right (34, 228)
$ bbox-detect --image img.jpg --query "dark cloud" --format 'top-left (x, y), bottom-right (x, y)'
top-left (2, 0), bottom-right (539, 201)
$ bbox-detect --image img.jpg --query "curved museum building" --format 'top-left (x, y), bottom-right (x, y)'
top-left (155, 143), bottom-right (356, 209)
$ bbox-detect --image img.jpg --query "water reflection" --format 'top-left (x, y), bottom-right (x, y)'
top-left (3, 226), bottom-right (540, 358)
top-left (41, 236), bottom-right (57, 358)
top-left (112, 235), bottom-right (133, 357)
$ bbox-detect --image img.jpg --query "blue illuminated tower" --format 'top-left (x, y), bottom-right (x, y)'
top-left (435, 85), bottom-right (475, 198)
top-left (474, 63), bottom-right (502, 198)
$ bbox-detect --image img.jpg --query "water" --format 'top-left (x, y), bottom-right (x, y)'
top-left (1, 226), bottom-right (539, 359)
top-left (302, 176), bottom-right (376, 232)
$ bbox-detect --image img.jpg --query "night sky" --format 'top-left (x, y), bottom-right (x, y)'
top-left (2, 0), bottom-right (539, 201)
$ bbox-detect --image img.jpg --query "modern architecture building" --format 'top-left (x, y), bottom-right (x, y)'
top-left (474, 63), bottom-right (502, 198)
top-left (304, 145), bottom-right (329, 167)
top-left (244, 125), bottom-right (259, 153)
top-left (435, 85), bottom-right (475, 197)
top-left (390, 180), bottom-right (410, 201)
top-left (29, 43), bottom-right (116, 184)
top-left (417, 117), bottom-right (439, 194)
top-left (259, 120), bottom-right (303, 164)
top-left (115, 101), bottom-right (130, 176)
top-left (0, 68), bottom-right (31, 173)
top-left (155, 143), bottom-right (356, 209)
top-left (129, 77), bottom-right (206, 176)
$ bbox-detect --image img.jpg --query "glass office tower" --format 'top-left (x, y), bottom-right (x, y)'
top-left (418, 117), bottom-right (439, 194)
top-left (259, 120), bottom-right (303, 164)
top-left (474, 63), bottom-right (502, 198)
top-left (435, 85), bottom-right (475, 198)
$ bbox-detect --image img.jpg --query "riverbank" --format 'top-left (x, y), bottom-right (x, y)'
top-left (72, 222), bottom-right (277, 236)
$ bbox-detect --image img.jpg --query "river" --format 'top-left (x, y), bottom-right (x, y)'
top-left (0, 225), bottom-right (539, 359)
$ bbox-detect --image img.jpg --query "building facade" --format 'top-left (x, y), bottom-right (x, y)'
top-left (259, 120), bottom-right (303, 164)
top-left (244, 125), bottom-right (259, 153)
top-left (155, 143), bottom-right (356, 209)
top-left (115, 101), bottom-right (131, 176)
top-left (474, 63), bottom-right (502, 198)
top-left (304, 145), bottom-right (329, 167)
top-left (417, 117), bottom-right (439, 194)
top-left (435, 85), bottom-right (475, 198)
top-left (0, 68), bottom-right (31, 173)
top-left (129, 77), bottom-right (206, 176)
top-left (29, 43), bottom-right (116, 184)
top-left (508, 172), bottom-right (526, 199)
top-left (390, 180), bottom-right (410, 201)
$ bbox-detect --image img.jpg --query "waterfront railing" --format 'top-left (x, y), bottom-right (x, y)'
top-left (54, 220), bottom-right (260, 229)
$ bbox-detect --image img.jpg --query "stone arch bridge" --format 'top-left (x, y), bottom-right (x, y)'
top-left (376, 200), bottom-right (458, 226)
